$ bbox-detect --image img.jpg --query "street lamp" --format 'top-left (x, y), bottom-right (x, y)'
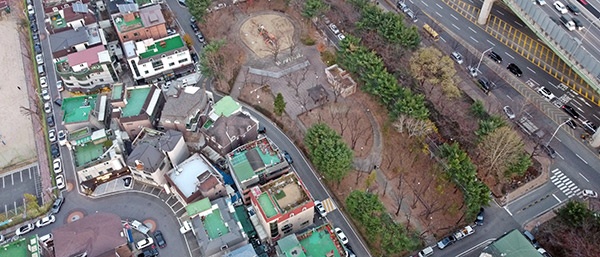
top-left (476, 47), bottom-right (494, 73)
top-left (546, 118), bottom-right (571, 147)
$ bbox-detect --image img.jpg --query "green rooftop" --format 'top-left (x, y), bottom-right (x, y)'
top-left (62, 95), bottom-right (97, 124)
top-left (212, 96), bottom-right (241, 118)
top-left (278, 235), bottom-right (307, 257)
top-left (482, 229), bottom-right (542, 257)
top-left (258, 193), bottom-right (278, 218)
top-left (112, 84), bottom-right (123, 100)
top-left (1, 235), bottom-right (40, 257)
top-left (114, 14), bottom-right (143, 32)
top-left (50, 13), bottom-right (67, 29)
top-left (186, 198), bottom-right (212, 217)
top-left (234, 205), bottom-right (256, 238)
top-left (302, 229), bottom-right (342, 257)
top-left (230, 152), bottom-right (255, 182)
top-left (122, 87), bottom-right (152, 117)
top-left (204, 209), bottom-right (229, 240)
top-left (135, 0), bottom-right (153, 6)
top-left (139, 36), bottom-right (185, 59)
top-left (73, 141), bottom-right (104, 167)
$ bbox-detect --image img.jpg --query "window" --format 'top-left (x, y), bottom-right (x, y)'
top-left (159, 162), bottom-right (167, 170)
top-left (168, 62), bottom-right (175, 67)
top-left (145, 70), bottom-right (149, 74)
top-left (85, 175), bottom-right (93, 180)
top-left (133, 32), bottom-right (139, 37)
top-left (151, 60), bottom-right (163, 70)
top-left (300, 220), bottom-right (309, 226)
top-left (178, 58), bottom-right (188, 63)
top-left (123, 35), bottom-right (128, 39)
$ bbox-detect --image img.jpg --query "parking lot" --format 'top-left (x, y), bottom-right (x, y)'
top-left (0, 164), bottom-right (42, 213)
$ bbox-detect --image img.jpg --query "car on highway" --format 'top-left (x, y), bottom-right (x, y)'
top-left (136, 237), bottom-right (154, 250)
top-left (58, 130), bottom-right (67, 146)
top-left (488, 51), bottom-right (502, 63)
top-left (542, 145), bottom-right (556, 159)
top-left (582, 189), bottom-right (598, 198)
top-left (51, 143), bottom-right (60, 158)
top-left (314, 200), bottom-right (327, 217)
top-left (572, 17), bottom-right (584, 30)
top-left (475, 207), bottom-right (484, 226)
top-left (560, 15), bottom-right (576, 31)
top-left (537, 87), bottom-right (556, 101)
top-left (154, 230), bottom-right (166, 248)
top-left (437, 235), bottom-right (456, 249)
top-left (536, 0), bottom-right (547, 5)
top-left (334, 227), bottom-right (349, 245)
top-left (44, 102), bottom-right (52, 114)
top-left (53, 159), bottom-right (62, 174)
top-left (507, 63), bottom-right (523, 77)
top-left (561, 104), bottom-right (579, 119)
top-left (56, 174), bottom-right (66, 190)
top-left (48, 129), bottom-right (57, 143)
top-left (15, 223), bottom-right (35, 236)
top-left (565, 119), bottom-right (577, 129)
top-left (329, 24), bottom-right (340, 34)
top-left (41, 88), bottom-right (50, 101)
top-left (35, 215), bottom-right (56, 228)
top-left (283, 151), bottom-right (293, 164)
top-left (566, 3), bottom-right (580, 15)
top-left (477, 78), bottom-right (491, 94)
top-left (451, 51), bottom-right (463, 64)
top-left (582, 120), bottom-right (597, 134)
top-left (553, 1), bottom-right (568, 14)
top-left (51, 197), bottom-right (64, 214)
top-left (577, 0), bottom-right (588, 5)
top-left (503, 106), bottom-right (515, 119)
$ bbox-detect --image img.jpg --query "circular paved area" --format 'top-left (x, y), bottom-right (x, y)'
top-left (143, 219), bottom-right (157, 233)
top-left (67, 210), bottom-right (85, 223)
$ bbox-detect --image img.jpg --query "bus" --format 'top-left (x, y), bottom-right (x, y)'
top-left (423, 23), bottom-right (440, 41)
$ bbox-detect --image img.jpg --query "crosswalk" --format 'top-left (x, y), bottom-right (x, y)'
top-left (321, 198), bottom-right (337, 214)
top-left (550, 169), bottom-right (581, 198)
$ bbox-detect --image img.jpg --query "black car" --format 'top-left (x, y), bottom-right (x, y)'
top-left (137, 246), bottom-right (159, 257)
top-left (582, 121), bottom-right (597, 134)
top-left (34, 43), bottom-right (42, 54)
top-left (258, 126), bottom-right (266, 134)
top-left (51, 197), bottom-right (64, 214)
top-left (507, 63), bottom-right (523, 77)
top-left (488, 51), bottom-right (502, 63)
top-left (191, 23), bottom-right (199, 32)
top-left (154, 230), bottom-right (166, 248)
top-left (561, 104), bottom-right (579, 119)
top-left (123, 177), bottom-right (132, 187)
top-left (54, 98), bottom-right (63, 107)
top-left (51, 143), bottom-right (60, 158)
top-left (190, 52), bottom-right (199, 63)
top-left (475, 207), bottom-right (484, 226)
top-left (46, 116), bottom-right (55, 127)
top-left (30, 23), bottom-right (38, 33)
top-left (29, 14), bottom-right (36, 21)
top-left (566, 3), bottom-right (580, 15)
top-left (477, 78), bottom-right (491, 94)
top-left (566, 119), bottom-right (577, 129)
top-left (572, 18), bottom-right (584, 30)
top-left (283, 151), bottom-right (293, 164)
top-left (522, 230), bottom-right (540, 249)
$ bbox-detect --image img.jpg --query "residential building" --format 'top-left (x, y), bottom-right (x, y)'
top-left (228, 137), bottom-right (290, 192)
top-left (76, 140), bottom-right (129, 195)
top-left (0, 235), bottom-right (41, 257)
top-left (325, 64), bottom-right (357, 98)
top-left (480, 229), bottom-right (543, 257)
top-left (55, 44), bottom-right (118, 92)
top-left (48, 26), bottom-right (102, 58)
top-left (45, 1), bottom-right (96, 34)
top-left (222, 244), bottom-right (258, 257)
top-left (159, 73), bottom-right (213, 132)
top-left (111, 84), bottom-right (166, 139)
top-left (126, 128), bottom-right (189, 186)
top-left (201, 96), bottom-right (259, 156)
top-left (124, 34), bottom-right (194, 83)
top-left (248, 172), bottom-right (314, 243)
top-left (186, 197), bottom-right (247, 257)
top-left (111, 4), bottom-right (167, 43)
top-left (52, 212), bottom-right (130, 257)
top-left (165, 153), bottom-right (228, 204)
top-left (60, 95), bottom-right (111, 132)
top-left (277, 224), bottom-right (348, 257)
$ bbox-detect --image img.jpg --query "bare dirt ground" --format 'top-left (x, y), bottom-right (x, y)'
top-left (239, 14), bottom-right (295, 58)
top-left (0, 11), bottom-right (37, 172)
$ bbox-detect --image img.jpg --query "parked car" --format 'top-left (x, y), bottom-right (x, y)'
top-left (41, 88), bottom-right (50, 101)
top-left (329, 24), bottom-right (340, 34)
top-left (36, 54), bottom-right (44, 65)
top-left (56, 80), bottom-right (64, 91)
top-left (507, 63), bottom-right (523, 77)
top-left (58, 130), bottom-right (67, 146)
top-left (190, 23), bottom-right (199, 32)
top-left (417, 246), bottom-right (434, 257)
top-left (167, 28), bottom-right (176, 35)
top-left (51, 143), bottom-right (60, 158)
top-left (136, 237), bottom-right (154, 250)
top-left (437, 235), bottom-right (456, 249)
top-left (54, 98), bottom-right (63, 107)
top-left (283, 151), bottom-right (293, 164)
top-left (475, 207), bottom-right (484, 226)
top-left (561, 104), bottom-right (579, 119)
top-left (522, 230), bottom-right (540, 249)
top-left (337, 33), bottom-right (346, 41)
top-left (565, 119), bottom-right (577, 129)
top-left (44, 102), bottom-right (52, 114)
top-left (477, 78), bottom-right (491, 94)
top-left (48, 129), bottom-right (56, 143)
top-left (53, 159), bottom-right (62, 174)
top-left (553, 1), bottom-right (568, 14)
top-left (27, 4), bottom-right (34, 15)
top-left (138, 246), bottom-right (159, 257)
top-left (314, 200), bottom-right (327, 217)
top-left (488, 51), bottom-right (503, 63)
top-left (154, 230), bottom-right (166, 248)
top-left (537, 87), bottom-right (556, 101)
top-left (56, 174), bottom-right (66, 190)
top-left (40, 76), bottom-right (47, 88)
top-left (451, 51), bottom-right (464, 64)
top-left (334, 227), bottom-right (349, 245)
top-left (503, 106), bottom-right (515, 119)
top-left (196, 32), bottom-right (205, 43)
top-left (46, 116), bottom-right (55, 127)
top-left (542, 145), bottom-right (556, 159)
top-left (51, 197), bottom-right (64, 214)
top-left (35, 215), bottom-right (56, 228)
top-left (582, 189), bottom-right (598, 198)
top-left (124, 177), bottom-right (133, 188)
top-left (15, 223), bottom-right (35, 236)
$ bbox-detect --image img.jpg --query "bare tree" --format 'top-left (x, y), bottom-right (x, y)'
top-left (283, 68), bottom-right (309, 97)
top-left (348, 114), bottom-right (371, 150)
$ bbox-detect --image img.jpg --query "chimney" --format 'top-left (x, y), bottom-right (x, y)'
top-left (135, 160), bottom-right (144, 171)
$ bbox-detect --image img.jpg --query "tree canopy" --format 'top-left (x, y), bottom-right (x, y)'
top-left (187, 0), bottom-right (211, 24)
top-left (304, 123), bottom-right (353, 185)
top-left (302, 0), bottom-right (329, 18)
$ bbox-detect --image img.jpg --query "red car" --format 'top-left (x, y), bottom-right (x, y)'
top-left (578, 0), bottom-right (588, 5)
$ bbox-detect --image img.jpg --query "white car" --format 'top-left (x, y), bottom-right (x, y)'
top-left (15, 223), bottom-right (35, 236)
top-left (554, 1), bottom-right (568, 14)
top-left (36, 54), bottom-right (43, 65)
top-left (56, 80), bottom-right (64, 91)
top-left (582, 189), bottom-right (598, 198)
top-left (136, 237), bottom-right (154, 250)
top-left (180, 220), bottom-right (193, 234)
top-left (337, 33), bottom-right (346, 41)
top-left (44, 102), bottom-right (52, 114)
top-left (503, 106), bottom-right (515, 119)
top-left (53, 159), bottom-right (62, 174)
top-left (537, 87), bottom-right (556, 101)
top-left (537, 0), bottom-right (547, 5)
top-left (451, 51), bottom-right (464, 64)
top-left (39, 76), bottom-right (47, 88)
top-left (35, 215), bottom-right (56, 228)
top-left (58, 130), bottom-right (67, 146)
top-left (27, 4), bottom-right (34, 15)
top-left (48, 129), bottom-right (56, 142)
top-left (41, 88), bottom-right (50, 101)
top-left (329, 24), bottom-right (340, 34)
top-left (334, 227), bottom-right (349, 245)
top-left (56, 174), bottom-right (66, 190)
top-left (314, 200), bottom-right (327, 217)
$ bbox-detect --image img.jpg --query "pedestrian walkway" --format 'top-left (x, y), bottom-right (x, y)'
top-left (321, 197), bottom-right (337, 214)
top-left (550, 169), bottom-right (581, 198)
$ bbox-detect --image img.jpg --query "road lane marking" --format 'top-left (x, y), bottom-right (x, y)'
top-left (579, 173), bottom-right (590, 182)
top-left (526, 67), bottom-right (537, 74)
top-left (578, 97), bottom-right (592, 107)
top-left (486, 39), bottom-right (496, 46)
top-left (450, 14), bottom-right (459, 20)
top-left (20, 171), bottom-right (22, 182)
top-left (11, 174), bottom-right (13, 185)
top-left (468, 27), bottom-right (477, 33)
top-left (572, 100), bottom-right (583, 107)
top-left (1, 177), bottom-right (3, 188)
top-left (505, 52), bottom-right (515, 59)
top-left (555, 137), bottom-right (562, 142)
top-left (436, 11), bottom-right (442, 17)
top-left (556, 152), bottom-right (565, 160)
top-left (551, 168), bottom-right (560, 173)
top-left (558, 184), bottom-right (568, 191)
top-left (593, 114), bottom-right (600, 120)
top-left (436, 3), bottom-right (443, 9)
top-left (552, 194), bottom-right (562, 203)
top-left (422, 1), bottom-right (429, 6)
top-left (575, 154), bottom-right (588, 164)
top-left (452, 24), bottom-right (461, 30)
top-left (440, 36), bottom-right (446, 42)
top-left (506, 94), bottom-right (513, 101)
top-left (29, 168), bottom-right (32, 179)
top-left (503, 206), bottom-right (513, 216)
top-left (470, 36), bottom-right (479, 43)
top-left (565, 181), bottom-right (573, 187)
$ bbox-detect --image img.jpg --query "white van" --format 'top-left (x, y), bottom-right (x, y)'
top-left (418, 246), bottom-right (434, 257)
top-left (37, 64), bottom-right (45, 76)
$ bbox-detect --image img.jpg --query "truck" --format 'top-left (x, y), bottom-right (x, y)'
top-left (453, 225), bottom-right (475, 241)
top-left (517, 117), bottom-right (545, 139)
top-left (130, 220), bottom-right (150, 235)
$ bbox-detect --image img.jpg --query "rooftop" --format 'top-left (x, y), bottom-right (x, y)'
top-left (210, 96), bottom-right (241, 119)
top-left (121, 86), bottom-right (151, 117)
top-left (229, 138), bottom-right (283, 182)
top-left (67, 45), bottom-right (105, 67)
top-left (203, 112), bottom-right (258, 149)
top-left (0, 236), bottom-right (40, 257)
top-left (481, 229), bottom-right (543, 257)
top-left (139, 36), bottom-right (185, 59)
top-left (298, 226), bottom-right (343, 257)
top-left (170, 153), bottom-right (220, 198)
top-left (53, 212), bottom-right (126, 257)
top-left (73, 140), bottom-right (105, 167)
top-left (253, 173), bottom-right (310, 219)
top-left (114, 13), bottom-right (143, 33)
top-left (126, 143), bottom-right (164, 173)
top-left (62, 95), bottom-right (97, 124)
top-left (49, 28), bottom-right (89, 55)
top-left (112, 84), bottom-right (124, 100)
top-left (186, 197), bottom-right (212, 217)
